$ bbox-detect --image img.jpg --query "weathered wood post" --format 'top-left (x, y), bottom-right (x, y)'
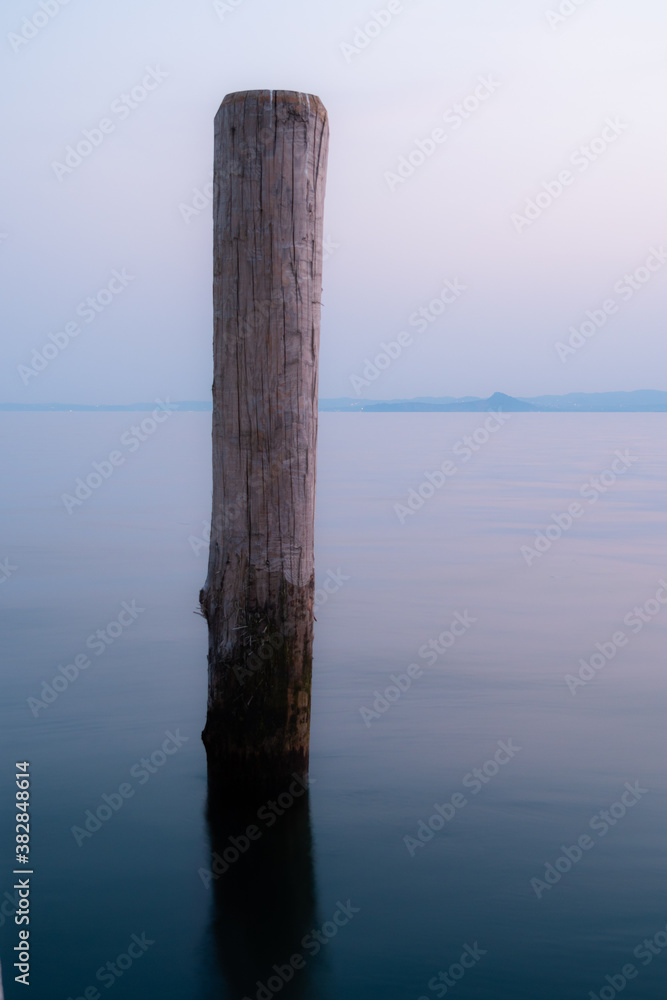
top-left (200, 90), bottom-right (329, 789)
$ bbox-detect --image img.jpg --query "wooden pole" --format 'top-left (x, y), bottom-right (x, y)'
top-left (200, 90), bottom-right (329, 788)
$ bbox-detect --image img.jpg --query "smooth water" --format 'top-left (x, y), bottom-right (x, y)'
top-left (1, 412), bottom-right (667, 999)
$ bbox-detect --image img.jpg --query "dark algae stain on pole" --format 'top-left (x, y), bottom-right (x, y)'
top-left (200, 90), bottom-right (329, 790)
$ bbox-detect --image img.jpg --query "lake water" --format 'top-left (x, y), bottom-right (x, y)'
top-left (2, 412), bottom-right (667, 999)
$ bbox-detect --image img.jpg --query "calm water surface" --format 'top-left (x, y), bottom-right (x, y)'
top-left (1, 413), bottom-right (666, 999)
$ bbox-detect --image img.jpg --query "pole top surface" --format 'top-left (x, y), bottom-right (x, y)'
top-left (217, 90), bottom-right (326, 120)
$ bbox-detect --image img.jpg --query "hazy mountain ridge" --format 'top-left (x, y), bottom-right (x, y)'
top-left (3, 391), bottom-right (667, 412)
top-left (319, 390), bottom-right (667, 412)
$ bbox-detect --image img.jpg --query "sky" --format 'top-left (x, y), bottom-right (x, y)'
top-left (2, 0), bottom-right (667, 403)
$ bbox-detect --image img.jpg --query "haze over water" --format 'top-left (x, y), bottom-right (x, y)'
top-left (2, 411), bottom-right (667, 998)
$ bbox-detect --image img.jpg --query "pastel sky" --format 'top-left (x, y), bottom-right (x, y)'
top-left (2, 0), bottom-right (667, 402)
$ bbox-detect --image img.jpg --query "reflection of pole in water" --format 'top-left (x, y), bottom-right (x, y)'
top-left (204, 772), bottom-right (327, 999)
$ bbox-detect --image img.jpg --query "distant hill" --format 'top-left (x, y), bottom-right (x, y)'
top-left (319, 390), bottom-right (667, 412)
top-left (4, 391), bottom-right (667, 412)
top-left (361, 392), bottom-right (542, 413)
top-left (517, 390), bottom-right (667, 411)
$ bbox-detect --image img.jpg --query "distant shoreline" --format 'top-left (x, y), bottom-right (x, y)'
top-left (4, 391), bottom-right (667, 413)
